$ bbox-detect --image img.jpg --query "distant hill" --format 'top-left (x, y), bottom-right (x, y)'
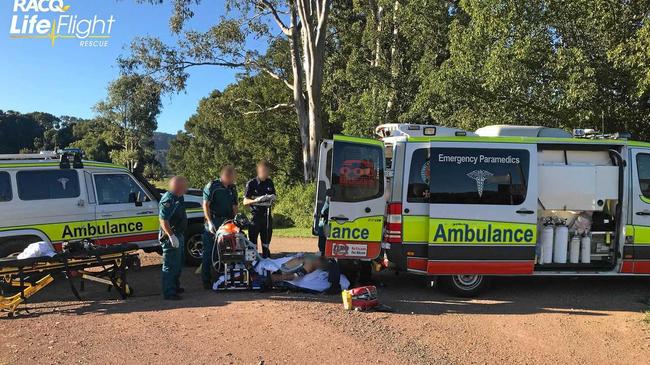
top-left (153, 132), bottom-right (175, 170)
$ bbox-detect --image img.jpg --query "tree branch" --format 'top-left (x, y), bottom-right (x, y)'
top-left (234, 98), bottom-right (294, 115)
top-left (258, 0), bottom-right (292, 36)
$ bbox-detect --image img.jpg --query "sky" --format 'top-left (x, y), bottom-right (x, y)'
top-left (0, 0), bottom-right (248, 134)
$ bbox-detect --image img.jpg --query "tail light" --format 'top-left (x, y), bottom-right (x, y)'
top-left (384, 202), bottom-right (402, 243)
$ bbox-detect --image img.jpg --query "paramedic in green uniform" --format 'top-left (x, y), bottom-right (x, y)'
top-left (201, 165), bottom-right (238, 289)
top-left (159, 176), bottom-right (188, 300)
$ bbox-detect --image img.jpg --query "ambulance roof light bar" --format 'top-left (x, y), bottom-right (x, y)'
top-left (573, 128), bottom-right (631, 140)
top-left (375, 123), bottom-right (475, 138)
top-left (0, 151), bottom-right (59, 160)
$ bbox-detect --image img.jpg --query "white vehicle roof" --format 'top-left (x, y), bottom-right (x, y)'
top-left (475, 125), bottom-right (572, 138)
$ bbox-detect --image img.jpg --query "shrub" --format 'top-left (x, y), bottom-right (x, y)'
top-left (272, 183), bottom-right (316, 229)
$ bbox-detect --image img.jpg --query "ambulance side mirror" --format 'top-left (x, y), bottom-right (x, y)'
top-left (130, 192), bottom-right (143, 207)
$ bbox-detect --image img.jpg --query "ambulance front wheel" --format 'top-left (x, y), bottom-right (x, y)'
top-left (184, 223), bottom-right (205, 266)
top-left (439, 275), bottom-right (490, 297)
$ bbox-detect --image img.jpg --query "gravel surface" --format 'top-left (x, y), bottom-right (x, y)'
top-left (2, 237), bottom-right (650, 364)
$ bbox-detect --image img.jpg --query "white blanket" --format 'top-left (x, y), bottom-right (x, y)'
top-left (287, 269), bottom-right (350, 292)
top-left (254, 255), bottom-right (350, 292)
top-left (17, 241), bottom-right (56, 259)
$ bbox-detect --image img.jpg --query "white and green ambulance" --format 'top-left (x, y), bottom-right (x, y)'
top-left (0, 151), bottom-right (205, 264)
top-left (315, 124), bottom-right (650, 295)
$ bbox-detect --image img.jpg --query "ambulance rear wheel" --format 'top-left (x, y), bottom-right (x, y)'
top-left (439, 275), bottom-right (490, 297)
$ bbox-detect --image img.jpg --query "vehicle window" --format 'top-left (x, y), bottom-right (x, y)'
top-left (17, 170), bottom-right (80, 200)
top-left (94, 173), bottom-right (151, 205)
top-left (636, 154), bottom-right (650, 198)
top-left (331, 141), bottom-right (384, 202)
top-left (407, 148), bottom-right (430, 203)
top-left (0, 172), bottom-right (12, 202)
top-left (429, 148), bottom-right (529, 205)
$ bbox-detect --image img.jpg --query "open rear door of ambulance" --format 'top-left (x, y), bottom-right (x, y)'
top-left (325, 135), bottom-right (386, 259)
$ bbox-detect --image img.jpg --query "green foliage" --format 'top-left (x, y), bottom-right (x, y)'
top-left (167, 72), bottom-right (302, 188)
top-left (272, 183), bottom-right (316, 229)
top-left (94, 75), bottom-right (162, 170)
top-left (0, 110), bottom-right (45, 153)
top-left (143, 163), bottom-right (165, 180)
top-left (408, 0), bottom-right (650, 139)
top-left (67, 119), bottom-right (115, 162)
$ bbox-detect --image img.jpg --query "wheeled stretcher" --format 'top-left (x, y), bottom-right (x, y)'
top-left (0, 243), bottom-right (140, 317)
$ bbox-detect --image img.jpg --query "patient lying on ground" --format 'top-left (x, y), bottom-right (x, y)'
top-left (214, 253), bottom-right (350, 293)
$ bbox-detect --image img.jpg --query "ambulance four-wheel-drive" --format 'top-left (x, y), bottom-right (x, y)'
top-left (0, 150), bottom-right (206, 265)
top-left (313, 123), bottom-right (650, 296)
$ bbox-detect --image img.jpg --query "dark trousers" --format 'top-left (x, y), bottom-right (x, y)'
top-left (249, 217), bottom-right (272, 258)
top-left (201, 230), bottom-right (215, 286)
top-left (161, 235), bottom-right (184, 298)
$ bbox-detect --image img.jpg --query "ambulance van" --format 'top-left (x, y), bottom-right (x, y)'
top-left (314, 124), bottom-right (650, 296)
top-left (0, 151), bottom-right (206, 264)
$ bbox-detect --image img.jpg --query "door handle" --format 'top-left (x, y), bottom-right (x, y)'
top-left (636, 211), bottom-right (650, 216)
top-left (516, 209), bottom-right (535, 215)
top-left (331, 216), bottom-right (349, 222)
top-left (100, 213), bottom-right (113, 218)
top-left (137, 210), bottom-right (155, 215)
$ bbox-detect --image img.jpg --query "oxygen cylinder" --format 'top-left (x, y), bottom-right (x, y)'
top-left (569, 235), bottom-right (580, 264)
top-left (540, 224), bottom-right (554, 264)
top-left (553, 223), bottom-right (569, 264)
top-left (580, 234), bottom-right (591, 264)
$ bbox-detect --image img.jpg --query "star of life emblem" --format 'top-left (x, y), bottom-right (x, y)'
top-left (466, 169), bottom-right (493, 197)
top-left (57, 177), bottom-right (69, 190)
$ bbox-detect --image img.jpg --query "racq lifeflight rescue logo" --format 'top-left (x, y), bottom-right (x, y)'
top-left (9, 0), bottom-right (115, 47)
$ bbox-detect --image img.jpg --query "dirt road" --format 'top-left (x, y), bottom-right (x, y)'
top-left (2, 237), bottom-right (650, 365)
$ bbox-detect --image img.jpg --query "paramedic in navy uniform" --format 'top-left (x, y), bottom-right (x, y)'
top-left (243, 160), bottom-right (276, 258)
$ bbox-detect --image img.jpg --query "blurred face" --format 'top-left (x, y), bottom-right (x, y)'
top-left (169, 176), bottom-right (188, 196)
top-left (221, 170), bottom-right (235, 186)
top-left (257, 164), bottom-right (270, 180)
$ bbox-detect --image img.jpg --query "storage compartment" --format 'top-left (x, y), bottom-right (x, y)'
top-left (535, 147), bottom-right (622, 271)
top-left (538, 165), bottom-right (618, 211)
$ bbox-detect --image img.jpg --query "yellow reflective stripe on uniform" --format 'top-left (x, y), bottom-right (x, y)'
top-left (0, 215), bottom-right (159, 242)
top-left (333, 135), bottom-right (384, 147)
top-left (428, 218), bottom-right (536, 245)
top-left (328, 215), bottom-right (383, 242)
top-left (402, 215), bottom-right (428, 242)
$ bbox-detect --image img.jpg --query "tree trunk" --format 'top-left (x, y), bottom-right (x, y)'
top-left (291, 0), bottom-right (331, 182)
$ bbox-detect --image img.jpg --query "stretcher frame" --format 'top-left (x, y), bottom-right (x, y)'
top-left (0, 245), bottom-right (140, 318)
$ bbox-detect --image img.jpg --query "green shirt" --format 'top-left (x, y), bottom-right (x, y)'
top-left (203, 179), bottom-right (238, 227)
top-left (159, 191), bottom-right (187, 235)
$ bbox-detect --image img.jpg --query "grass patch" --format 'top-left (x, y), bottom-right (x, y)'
top-left (274, 227), bottom-right (313, 238)
top-left (644, 309), bottom-right (650, 324)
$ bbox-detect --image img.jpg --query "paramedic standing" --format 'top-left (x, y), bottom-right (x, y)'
top-left (202, 166), bottom-right (238, 289)
top-left (159, 176), bottom-right (189, 300)
top-left (243, 160), bottom-right (276, 258)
